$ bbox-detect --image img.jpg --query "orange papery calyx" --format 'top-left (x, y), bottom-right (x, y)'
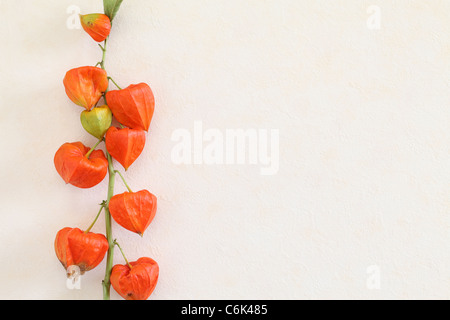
top-left (55, 228), bottom-right (109, 274)
top-left (105, 127), bottom-right (146, 170)
top-left (105, 83), bottom-right (155, 131)
top-left (80, 13), bottom-right (111, 43)
top-left (109, 190), bottom-right (157, 236)
top-left (111, 257), bottom-right (159, 300)
top-left (63, 66), bottom-right (109, 111)
top-left (54, 142), bottom-right (108, 189)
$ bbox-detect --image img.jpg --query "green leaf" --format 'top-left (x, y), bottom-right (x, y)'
top-left (103, 0), bottom-right (124, 22)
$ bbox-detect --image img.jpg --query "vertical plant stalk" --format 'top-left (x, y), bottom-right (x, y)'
top-left (114, 240), bottom-right (133, 269)
top-left (102, 152), bottom-right (116, 300)
top-left (98, 38), bottom-right (116, 300)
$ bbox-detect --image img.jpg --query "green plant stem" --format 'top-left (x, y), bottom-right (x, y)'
top-left (102, 151), bottom-right (116, 300)
top-left (98, 37), bottom-right (116, 301)
top-left (85, 203), bottom-right (105, 234)
top-left (99, 39), bottom-right (107, 70)
top-left (114, 170), bottom-right (133, 193)
top-left (114, 240), bottom-right (133, 269)
top-left (85, 138), bottom-right (103, 159)
top-left (108, 77), bottom-right (123, 90)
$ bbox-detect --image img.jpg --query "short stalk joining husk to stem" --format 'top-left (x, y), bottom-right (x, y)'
top-left (114, 240), bottom-right (133, 269)
top-left (85, 202), bottom-right (106, 234)
top-left (85, 138), bottom-right (104, 159)
top-left (115, 170), bottom-right (133, 193)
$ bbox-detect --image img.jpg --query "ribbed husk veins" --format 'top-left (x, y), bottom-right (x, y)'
top-left (54, 142), bottom-right (108, 189)
top-left (111, 257), bottom-right (159, 300)
top-left (106, 83), bottom-right (155, 131)
top-left (55, 228), bottom-right (109, 274)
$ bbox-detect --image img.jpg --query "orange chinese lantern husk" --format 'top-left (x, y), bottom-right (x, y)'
top-left (105, 83), bottom-right (155, 131)
top-left (55, 228), bottom-right (109, 274)
top-left (109, 190), bottom-right (157, 236)
top-left (80, 14), bottom-right (111, 43)
top-left (105, 127), bottom-right (146, 170)
top-left (54, 142), bottom-right (108, 189)
top-left (111, 257), bottom-right (159, 300)
top-left (63, 66), bottom-right (108, 110)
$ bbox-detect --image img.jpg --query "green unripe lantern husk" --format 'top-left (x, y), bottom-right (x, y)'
top-left (80, 105), bottom-right (113, 139)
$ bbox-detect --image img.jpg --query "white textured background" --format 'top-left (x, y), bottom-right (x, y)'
top-left (0, 0), bottom-right (450, 300)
